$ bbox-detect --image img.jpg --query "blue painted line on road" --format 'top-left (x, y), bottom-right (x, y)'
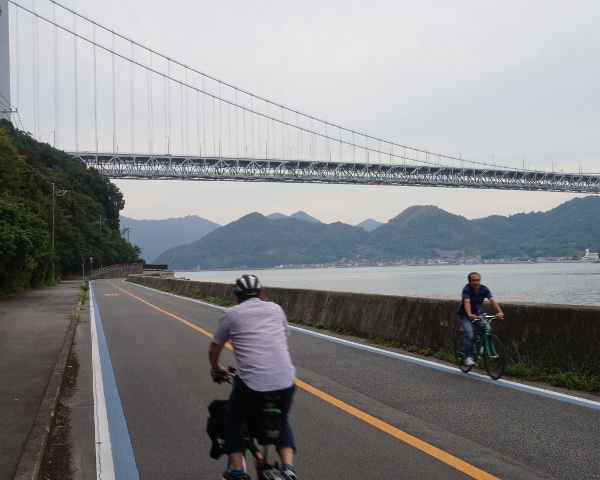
top-left (90, 283), bottom-right (140, 479)
top-left (123, 280), bottom-right (600, 412)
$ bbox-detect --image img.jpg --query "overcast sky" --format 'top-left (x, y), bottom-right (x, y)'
top-left (12, 0), bottom-right (600, 225)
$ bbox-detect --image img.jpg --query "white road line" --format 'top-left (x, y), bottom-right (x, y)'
top-left (90, 282), bottom-right (140, 479)
top-left (90, 283), bottom-right (116, 479)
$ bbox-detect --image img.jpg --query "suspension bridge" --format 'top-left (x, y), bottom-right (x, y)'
top-left (1, 0), bottom-right (599, 193)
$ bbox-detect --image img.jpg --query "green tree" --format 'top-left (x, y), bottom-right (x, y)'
top-left (0, 119), bottom-right (142, 296)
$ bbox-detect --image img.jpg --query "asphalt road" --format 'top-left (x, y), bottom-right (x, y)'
top-left (73, 279), bottom-right (600, 479)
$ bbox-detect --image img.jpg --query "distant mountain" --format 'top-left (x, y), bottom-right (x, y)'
top-left (267, 211), bottom-right (322, 223)
top-left (471, 196), bottom-right (600, 258)
top-left (368, 205), bottom-right (493, 258)
top-left (154, 213), bottom-right (367, 269)
top-left (149, 197), bottom-right (600, 269)
top-left (355, 218), bottom-right (383, 231)
top-left (120, 215), bottom-right (221, 262)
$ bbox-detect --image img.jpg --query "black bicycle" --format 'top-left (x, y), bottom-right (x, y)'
top-left (207, 368), bottom-right (294, 480)
top-left (454, 314), bottom-right (506, 380)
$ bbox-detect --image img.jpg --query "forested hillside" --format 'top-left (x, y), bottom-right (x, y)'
top-left (0, 120), bottom-right (141, 298)
top-left (156, 213), bottom-right (369, 269)
top-left (155, 197), bottom-right (600, 269)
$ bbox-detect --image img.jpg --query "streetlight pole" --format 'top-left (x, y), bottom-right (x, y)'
top-left (51, 183), bottom-right (67, 281)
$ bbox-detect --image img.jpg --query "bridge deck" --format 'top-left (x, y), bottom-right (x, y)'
top-left (72, 153), bottom-right (600, 193)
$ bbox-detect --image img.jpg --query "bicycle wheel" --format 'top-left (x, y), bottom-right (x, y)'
top-left (454, 330), bottom-right (472, 373)
top-left (483, 334), bottom-right (505, 380)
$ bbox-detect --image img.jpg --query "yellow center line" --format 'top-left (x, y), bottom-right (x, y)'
top-left (107, 281), bottom-right (500, 480)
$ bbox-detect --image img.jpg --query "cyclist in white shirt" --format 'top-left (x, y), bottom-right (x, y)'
top-left (209, 275), bottom-right (297, 480)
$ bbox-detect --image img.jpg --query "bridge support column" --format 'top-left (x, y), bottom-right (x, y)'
top-left (0, 0), bottom-right (12, 121)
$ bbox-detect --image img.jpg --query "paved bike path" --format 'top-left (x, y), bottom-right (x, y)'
top-left (0, 281), bottom-right (83, 480)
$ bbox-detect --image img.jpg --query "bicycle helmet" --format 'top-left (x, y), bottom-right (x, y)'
top-left (233, 274), bottom-right (262, 297)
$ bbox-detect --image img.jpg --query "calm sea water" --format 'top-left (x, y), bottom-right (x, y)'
top-left (176, 262), bottom-right (600, 307)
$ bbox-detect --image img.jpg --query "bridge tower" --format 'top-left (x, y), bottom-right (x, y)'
top-left (0, 0), bottom-right (12, 121)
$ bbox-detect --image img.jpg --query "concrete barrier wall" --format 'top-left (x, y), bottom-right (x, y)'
top-left (127, 275), bottom-right (600, 375)
top-left (92, 265), bottom-right (143, 279)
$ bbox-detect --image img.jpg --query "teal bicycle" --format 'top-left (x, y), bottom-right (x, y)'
top-left (454, 314), bottom-right (506, 380)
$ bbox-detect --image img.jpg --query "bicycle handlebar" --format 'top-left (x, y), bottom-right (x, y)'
top-left (473, 314), bottom-right (503, 322)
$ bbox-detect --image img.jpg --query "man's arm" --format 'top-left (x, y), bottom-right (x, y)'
top-left (464, 298), bottom-right (476, 319)
top-left (208, 342), bottom-right (230, 377)
top-left (489, 297), bottom-right (504, 318)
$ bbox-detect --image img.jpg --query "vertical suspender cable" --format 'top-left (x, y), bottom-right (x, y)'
top-left (180, 80), bottom-right (183, 155)
top-left (257, 97), bottom-right (261, 159)
top-left (266, 103), bottom-right (270, 160)
top-left (93, 24), bottom-right (98, 153)
top-left (325, 124), bottom-right (331, 161)
top-left (185, 67), bottom-right (189, 155)
top-left (271, 105), bottom-right (276, 160)
top-left (53, 2), bottom-right (59, 148)
top-left (16, 6), bottom-right (20, 123)
top-left (73, 13), bottom-right (79, 151)
top-left (196, 89), bottom-right (200, 156)
top-left (130, 41), bottom-right (135, 153)
top-left (150, 54), bottom-right (154, 153)
top-left (212, 89), bottom-right (215, 156)
top-left (112, 33), bottom-right (116, 152)
top-left (250, 96), bottom-right (254, 158)
top-left (167, 59), bottom-right (171, 154)
top-left (227, 88), bottom-right (231, 157)
top-left (242, 107), bottom-right (248, 158)
top-left (235, 89), bottom-right (238, 157)
top-left (202, 74), bottom-right (205, 157)
top-left (32, 1), bottom-right (38, 139)
top-left (163, 70), bottom-right (167, 153)
top-left (147, 52), bottom-right (151, 152)
top-left (218, 81), bottom-right (222, 157)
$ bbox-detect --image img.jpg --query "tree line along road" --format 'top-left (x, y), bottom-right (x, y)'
top-left (70, 279), bottom-right (600, 479)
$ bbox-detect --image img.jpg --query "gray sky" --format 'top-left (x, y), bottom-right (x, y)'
top-left (12, 0), bottom-right (600, 225)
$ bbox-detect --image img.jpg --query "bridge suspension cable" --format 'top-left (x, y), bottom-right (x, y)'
top-left (5, 0), bottom-right (598, 194)
top-left (5, 0), bottom-right (522, 171)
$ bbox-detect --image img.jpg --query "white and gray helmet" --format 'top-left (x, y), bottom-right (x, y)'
top-left (233, 274), bottom-right (262, 297)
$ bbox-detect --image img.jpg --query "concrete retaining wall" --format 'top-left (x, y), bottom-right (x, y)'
top-left (127, 275), bottom-right (600, 375)
top-left (91, 264), bottom-right (143, 280)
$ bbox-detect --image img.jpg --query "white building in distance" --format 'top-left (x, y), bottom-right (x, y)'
top-left (581, 249), bottom-right (599, 261)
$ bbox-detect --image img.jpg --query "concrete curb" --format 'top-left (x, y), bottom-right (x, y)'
top-left (14, 301), bottom-right (81, 480)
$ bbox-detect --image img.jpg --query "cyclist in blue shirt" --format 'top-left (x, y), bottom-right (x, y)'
top-left (457, 272), bottom-right (504, 366)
